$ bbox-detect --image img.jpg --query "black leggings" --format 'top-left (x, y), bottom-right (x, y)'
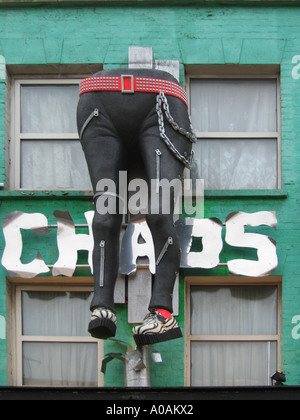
top-left (76, 68), bottom-right (194, 313)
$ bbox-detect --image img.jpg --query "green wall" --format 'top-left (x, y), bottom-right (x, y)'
top-left (0, 3), bottom-right (300, 386)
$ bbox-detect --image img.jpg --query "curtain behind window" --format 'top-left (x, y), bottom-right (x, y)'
top-left (20, 84), bottom-right (91, 190)
top-left (191, 138), bottom-right (277, 189)
top-left (21, 291), bottom-right (97, 387)
top-left (191, 341), bottom-right (277, 386)
top-left (190, 286), bottom-right (278, 386)
top-left (190, 78), bottom-right (278, 190)
top-left (190, 79), bottom-right (277, 133)
top-left (21, 140), bottom-right (91, 189)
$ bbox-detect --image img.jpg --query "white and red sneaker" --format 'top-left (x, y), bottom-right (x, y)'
top-left (132, 311), bottom-right (182, 346)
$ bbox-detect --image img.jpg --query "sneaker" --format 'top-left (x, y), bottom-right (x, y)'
top-left (132, 311), bottom-right (182, 346)
top-left (88, 307), bottom-right (117, 339)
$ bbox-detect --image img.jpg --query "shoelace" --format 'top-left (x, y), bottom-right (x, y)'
top-left (144, 311), bottom-right (166, 323)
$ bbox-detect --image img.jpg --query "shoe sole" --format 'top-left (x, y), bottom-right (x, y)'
top-left (133, 327), bottom-right (182, 346)
top-left (88, 317), bottom-right (116, 339)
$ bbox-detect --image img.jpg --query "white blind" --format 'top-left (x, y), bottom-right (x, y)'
top-left (19, 84), bottom-right (92, 190)
top-left (190, 78), bottom-right (278, 190)
top-left (190, 286), bottom-right (278, 386)
top-left (21, 291), bottom-right (98, 387)
top-left (190, 79), bottom-right (277, 133)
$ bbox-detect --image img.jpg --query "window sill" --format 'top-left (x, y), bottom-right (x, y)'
top-left (0, 190), bottom-right (93, 200)
top-left (0, 189), bottom-right (288, 200)
top-left (204, 189), bottom-right (288, 199)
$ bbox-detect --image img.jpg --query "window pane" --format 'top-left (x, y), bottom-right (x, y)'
top-left (191, 341), bottom-right (277, 386)
top-left (22, 291), bottom-right (93, 336)
top-left (191, 286), bottom-right (278, 335)
top-left (190, 79), bottom-right (277, 132)
top-left (20, 140), bottom-right (92, 190)
top-left (23, 342), bottom-right (98, 387)
top-left (191, 138), bottom-right (277, 189)
top-left (21, 85), bottom-right (79, 133)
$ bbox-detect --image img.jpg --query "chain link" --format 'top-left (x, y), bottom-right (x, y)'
top-left (156, 92), bottom-right (196, 169)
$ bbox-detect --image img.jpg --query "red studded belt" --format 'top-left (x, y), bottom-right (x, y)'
top-left (79, 74), bottom-right (188, 107)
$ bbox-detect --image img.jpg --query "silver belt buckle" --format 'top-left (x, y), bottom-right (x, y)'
top-left (121, 75), bottom-right (134, 93)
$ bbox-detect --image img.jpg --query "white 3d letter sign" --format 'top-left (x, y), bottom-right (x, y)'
top-left (225, 211), bottom-right (278, 277)
top-left (1, 210), bottom-right (278, 279)
top-left (1, 211), bottom-right (50, 278)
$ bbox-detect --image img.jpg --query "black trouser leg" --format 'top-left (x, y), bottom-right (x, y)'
top-left (77, 97), bottom-right (126, 314)
top-left (90, 211), bottom-right (123, 312)
top-left (139, 106), bottom-right (192, 313)
top-left (146, 213), bottom-right (181, 313)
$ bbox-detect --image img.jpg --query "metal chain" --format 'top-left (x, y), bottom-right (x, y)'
top-left (156, 92), bottom-right (196, 169)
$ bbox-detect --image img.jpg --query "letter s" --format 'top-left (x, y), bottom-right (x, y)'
top-left (292, 55), bottom-right (300, 80)
top-left (225, 211), bottom-right (278, 277)
top-left (292, 315), bottom-right (300, 340)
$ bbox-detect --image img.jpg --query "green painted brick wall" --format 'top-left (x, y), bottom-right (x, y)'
top-left (0, 3), bottom-right (300, 386)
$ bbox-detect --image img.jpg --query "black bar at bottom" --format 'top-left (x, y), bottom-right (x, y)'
top-left (0, 386), bottom-right (300, 400)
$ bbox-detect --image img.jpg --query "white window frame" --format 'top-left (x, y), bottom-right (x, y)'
top-left (184, 276), bottom-right (282, 386)
top-left (7, 279), bottom-right (104, 387)
top-left (186, 67), bottom-right (282, 190)
top-left (10, 77), bottom-right (81, 191)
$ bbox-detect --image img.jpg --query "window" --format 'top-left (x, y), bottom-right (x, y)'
top-left (185, 277), bottom-right (282, 386)
top-left (188, 70), bottom-right (281, 190)
top-left (8, 283), bottom-right (103, 387)
top-left (11, 78), bottom-right (92, 190)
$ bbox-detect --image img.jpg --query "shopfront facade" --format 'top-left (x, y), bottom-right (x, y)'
top-left (0, 0), bottom-right (300, 388)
